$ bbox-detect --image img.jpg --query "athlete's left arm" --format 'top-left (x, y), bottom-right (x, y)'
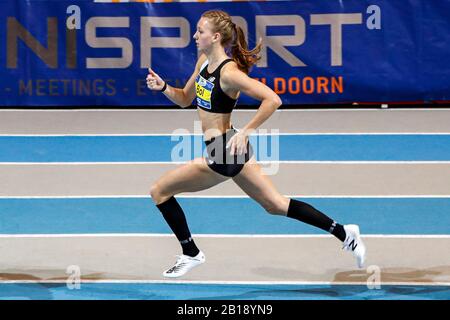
top-left (222, 66), bottom-right (282, 155)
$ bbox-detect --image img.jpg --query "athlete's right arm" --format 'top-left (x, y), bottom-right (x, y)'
top-left (146, 54), bottom-right (207, 108)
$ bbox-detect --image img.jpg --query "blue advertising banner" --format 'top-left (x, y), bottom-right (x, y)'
top-left (1, 0), bottom-right (449, 106)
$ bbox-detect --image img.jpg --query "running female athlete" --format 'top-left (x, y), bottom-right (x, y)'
top-left (147, 10), bottom-right (366, 278)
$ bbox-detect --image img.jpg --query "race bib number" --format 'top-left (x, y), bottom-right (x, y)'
top-left (195, 75), bottom-right (214, 110)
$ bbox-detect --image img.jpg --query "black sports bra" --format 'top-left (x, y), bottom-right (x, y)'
top-left (195, 59), bottom-right (238, 114)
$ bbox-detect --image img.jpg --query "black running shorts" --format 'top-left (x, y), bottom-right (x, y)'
top-left (204, 127), bottom-right (253, 177)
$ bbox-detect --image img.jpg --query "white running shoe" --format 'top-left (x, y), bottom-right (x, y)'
top-left (163, 251), bottom-right (206, 278)
top-left (343, 224), bottom-right (366, 268)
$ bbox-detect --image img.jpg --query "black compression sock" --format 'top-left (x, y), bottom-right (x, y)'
top-left (287, 199), bottom-right (346, 242)
top-left (156, 196), bottom-right (200, 257)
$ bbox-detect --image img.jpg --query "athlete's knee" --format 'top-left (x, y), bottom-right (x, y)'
top-left (263, 196), bottom-right (289, 216)
top-left (150, 183), bottom-right (165, 203)
top-left (264, 204), bottom-right (284, 216)
top-left (150, 183), bottom-right (175, 205)
top-left (149, 183), bottom-right (158, 199)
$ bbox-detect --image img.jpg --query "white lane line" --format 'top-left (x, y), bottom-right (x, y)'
top-left (1, 132), bottom-right (450, 136)
top-left (0, 279), bottom-right (448, 286)
top-left (1, 195), bottom-right (450, 199)
top-left (0, 234), bottom-right (448, 238)
top-left (1, 161), bottom-right (450, 165)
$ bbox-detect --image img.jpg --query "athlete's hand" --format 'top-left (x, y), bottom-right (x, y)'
top-left (146, 68), bottom-right (165, 91)
top-left (226, 131), bottom-right (249, 156)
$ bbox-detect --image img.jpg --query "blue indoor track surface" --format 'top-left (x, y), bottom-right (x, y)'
top-left (1, 135), bottom-right (450, 162)
top-left (0, 197), bottom-right (449, 235)
top-left (0, 283), bottom-right (449, 300)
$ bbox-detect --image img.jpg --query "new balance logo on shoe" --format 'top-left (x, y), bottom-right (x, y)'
top-left (165, 262), bottom-right (187, 274)
top-left (343, 224), bottom-right (366, 268)
top-left (348, 239), bottom-right (358, 251)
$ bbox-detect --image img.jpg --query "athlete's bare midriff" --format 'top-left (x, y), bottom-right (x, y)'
top-left (197, 108), bottom-right (232, 141)
top-left (196, 63), bottom-right (241, 141)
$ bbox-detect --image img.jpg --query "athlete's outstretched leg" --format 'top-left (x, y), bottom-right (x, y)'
top-left (233, 158), bottom-right (366, 268)
top-left (150, 157), bottom-right (229, 277)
